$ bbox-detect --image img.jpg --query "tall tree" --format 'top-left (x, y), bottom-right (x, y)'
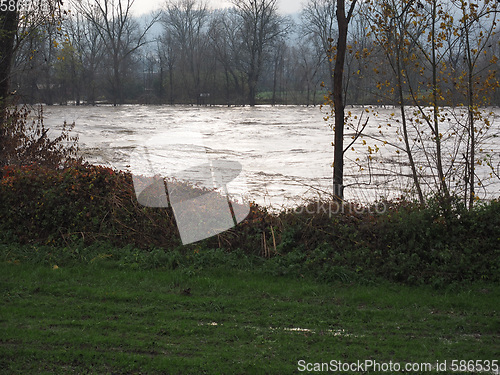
top-left (332, 0), bottom-right (357, 200)
top-left (231, 0), bottom-right (288, 106)
top-left (73, 0), bottom-right (159, 105)
top-left (0, 10), bottom-right (18, 111)
top-left (162, 0), bottom-right (209, 103)
top-left (63, 11), bottom-right (106, 105)
top-left (369, 0), bottom-right (426, 204)
top-left (452, 0), bottom-right (499, 208)
top-left (1, 0), bottom-right (65, 166)
top-left (1, 0), bottom-right (64, 110)
top-left (300, 0), bottom-right (337, 92)
top-left (207, 9), bottom-right (245, 105)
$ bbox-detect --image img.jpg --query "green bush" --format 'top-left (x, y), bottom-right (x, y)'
top-left (0, 163), bottom-right (181, 248)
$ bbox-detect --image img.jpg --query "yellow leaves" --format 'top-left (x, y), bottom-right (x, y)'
top-left (52, 265), bottom-right (59, 270)
top-left (367, 145), bottom-right (379, 155)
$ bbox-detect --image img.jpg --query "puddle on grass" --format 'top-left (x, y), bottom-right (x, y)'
top-left (197, 322), bottom-right (357, 337)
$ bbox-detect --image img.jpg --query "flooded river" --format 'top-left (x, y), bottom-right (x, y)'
top-left (42, 104), bottom-right (500, 208)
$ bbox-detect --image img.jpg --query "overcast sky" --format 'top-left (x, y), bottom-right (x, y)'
top-left (130, 0), bottom-right (304, 16)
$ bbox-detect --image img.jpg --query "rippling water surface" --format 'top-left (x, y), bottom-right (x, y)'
top-left (42, 105), bottom-right (500, 208)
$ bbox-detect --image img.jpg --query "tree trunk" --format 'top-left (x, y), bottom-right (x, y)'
top-left (249, 77), bottom-right (257, 106)
top-left (465, 27), bottom-right (475, 210)
top-left (430, 0), bottom-right (449, 199)
top-left (0, 8), bottom-right (19, 116)
top-left (332, 0), bottom-right (353, 200)
top-left (395, 41), bottom-right (424, 204)
top-left (0, 9), bottom-right (18, 166)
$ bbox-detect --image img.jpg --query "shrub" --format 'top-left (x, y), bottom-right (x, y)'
top-left (0, 104), bottom-right (81, 169)
top-left (0, 163), bottom-right (181, 249)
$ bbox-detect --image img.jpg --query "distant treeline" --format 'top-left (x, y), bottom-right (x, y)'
top-left (10, 0), bottom-right (500, 107)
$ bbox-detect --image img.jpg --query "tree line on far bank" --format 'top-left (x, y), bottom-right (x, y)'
top-left (6, 0), bottom-right (499, 107)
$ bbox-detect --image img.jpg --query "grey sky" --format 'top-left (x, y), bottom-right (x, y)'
top-left (131, 0), bottom-right (304, 16)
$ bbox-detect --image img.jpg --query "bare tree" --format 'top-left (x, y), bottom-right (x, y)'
top-left (63, 11), bottom-right (106, 105)
top-left (162, 0), bottom-right (209, 103)
top-left (1, 0), bottom-right (66, 167)
top-left (73, 0), bottom-right (159, 105)
top-left (369, 0), bottom-right (426, 204)
top-left (208, 9), bottom-right (245, 105)
top-left (292, 41), bottom-right (324, 105)
top-left (300, 0), bottom-right (337, 92)
top-left (451, 0), bottom-right (499, 208)
top-left (157, 34), bottom-right (178, 104)
top-left (1, 1), bottom-right (65, 110)
top-left (231, 0), bottom-right (289, 106)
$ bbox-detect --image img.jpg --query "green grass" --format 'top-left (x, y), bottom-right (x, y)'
top-left (1, 254), bottom-right (499, 374)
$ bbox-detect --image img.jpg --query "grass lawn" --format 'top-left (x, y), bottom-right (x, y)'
top-left (1, 259), bottom-right (499, 374)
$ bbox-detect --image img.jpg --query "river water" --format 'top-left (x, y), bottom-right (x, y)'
top-left (41, 104), bottom-right (499, 208)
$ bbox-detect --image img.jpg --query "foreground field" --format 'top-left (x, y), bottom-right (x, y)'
top-left (1, 258), bottom-right (498, 374)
